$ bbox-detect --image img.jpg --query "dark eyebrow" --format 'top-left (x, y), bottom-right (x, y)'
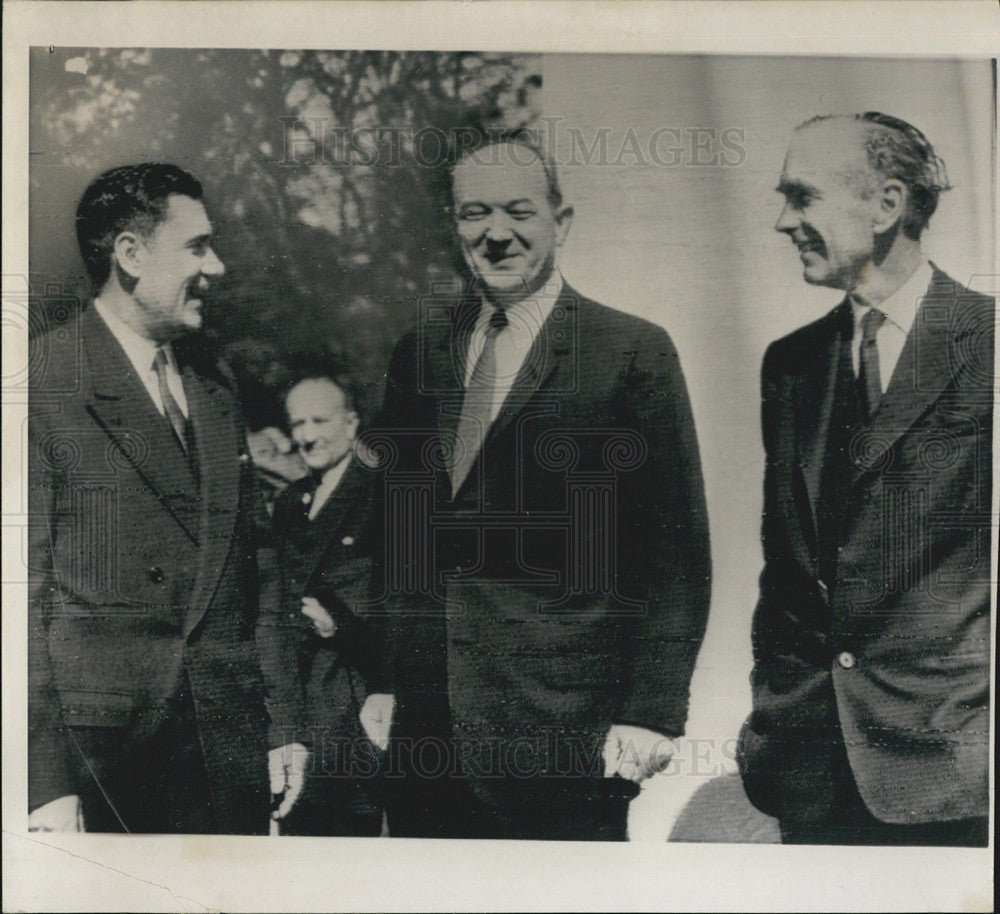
top-left (457, 198), bottom-right (537, 209)
top-left (775, 178), bottom-right (816, 197)
top-left (186, 233), bottom-right (212, 248)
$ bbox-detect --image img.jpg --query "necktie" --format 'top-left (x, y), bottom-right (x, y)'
top-left (450, 307), bottom-right (508, 497)
top-left (152, 346), bottom-right (191, 454)
top-left (856, 307), bottom-right (886, 421)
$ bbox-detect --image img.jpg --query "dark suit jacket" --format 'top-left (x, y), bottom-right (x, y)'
top-left (372, 283), bottom-right (711, 802)
top-left (260, 458), bottom-right (379, 772)
top-left (28, 306), bottom-right (270, 833)
top-left (739, 268), bottom-right (994, 825)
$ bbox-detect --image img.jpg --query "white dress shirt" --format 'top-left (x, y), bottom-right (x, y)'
top-left (463, 272), bottom-right (564, 422)
top-left (850, 259), bottom-right (933, 393)
top-left (93, 299), bottom-right (189, 417)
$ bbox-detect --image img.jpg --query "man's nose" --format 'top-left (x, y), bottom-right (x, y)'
top-left (202, 246), bottom-right (225, 276)
top-left (484, 212), bottom-right (515, 242)
top-left (774, 202), bottom-right (797, 234)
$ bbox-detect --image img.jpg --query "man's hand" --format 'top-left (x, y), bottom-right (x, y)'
top-left (359, 693), bottom-right (395, 751)
top-left (28, 794), bottom-right (84, 832)
top-left (602, 724), bottom-right (677, 783)
top-left (268, 742), bottom-right (309, 821)
top-left (301, 597), bottom-right (336, 638)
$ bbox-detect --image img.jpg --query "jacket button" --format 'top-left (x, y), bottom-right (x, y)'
top-left (148, 566), bottom-right (165, 583)
top-left (342, 536), bottom-right (354, 546)
top-left (837, 651), bottom-right (856, 670)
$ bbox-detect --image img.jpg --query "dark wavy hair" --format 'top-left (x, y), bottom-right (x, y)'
top-left (76, 163), bottom-right (204, 288)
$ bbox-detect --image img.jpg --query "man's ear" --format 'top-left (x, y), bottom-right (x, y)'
top-left (873, 179), bottom-right (906, 234)
top-left (112, 230), bottom-right (145, 280)
top-left (554, 204), bottom-right (574, 247)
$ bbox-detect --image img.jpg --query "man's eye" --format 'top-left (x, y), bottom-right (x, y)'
top-left (189, 242), bottom-right (209, 256)
top-left (457, 208), bottom-right (489, 222)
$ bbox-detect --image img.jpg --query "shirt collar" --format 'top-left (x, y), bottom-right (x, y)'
top-left (93, 297), bottom-right (169, 374)
top-left (850, 259), bottom-right (933, 336)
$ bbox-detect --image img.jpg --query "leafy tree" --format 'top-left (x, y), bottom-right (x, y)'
top-left (30, 48), bottom-right (541, 421)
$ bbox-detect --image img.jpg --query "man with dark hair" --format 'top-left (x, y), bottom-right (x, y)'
top-left (366, 132), bottom-right (711, 839)
top-left (257, 363), bottom-right (383, 836)
top-left (738, 114), bottom-right (993, 845)
top-left (28, 163), bottom-right (306, 833)
top-left (75, 163), bottom-right (206, 290)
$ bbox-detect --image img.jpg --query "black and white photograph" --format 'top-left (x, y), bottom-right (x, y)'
top-left (3, 2), bottom-right (996, 911)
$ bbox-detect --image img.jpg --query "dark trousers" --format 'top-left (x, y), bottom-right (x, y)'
top-left (448, 777), bottom-right (637, 841)
top-left (382, 704), bottom-right (638, 841)
top-left (385, 771), bottom-right (635, 841)
top-left (279, 766), bottom-right (383, 837)
top-left (78, 679), bottom-right (214, 834)
top-left (381, 700), bottom-right (456, 839)
top-left (279, 795), bottom-right (383, 837)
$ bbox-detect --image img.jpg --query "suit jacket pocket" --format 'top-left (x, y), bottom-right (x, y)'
top-left (58, 689), bottom-right (135, 728)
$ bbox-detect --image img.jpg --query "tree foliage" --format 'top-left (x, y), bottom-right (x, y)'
top-left (31, 48), bottom-right (541, 423)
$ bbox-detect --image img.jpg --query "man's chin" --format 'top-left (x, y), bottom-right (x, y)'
top-left (183, 302), bottom-right (204, 329)
top-left (302, 453), bottom-right (334, 473)
top-left (801, 266), bottom-right (836, 288)
top-left (480, 281), bottom-right (532, 303)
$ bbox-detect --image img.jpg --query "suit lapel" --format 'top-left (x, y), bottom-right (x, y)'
top-left (434, 297), bottom-right (478, 465)
top-left (851, 269), bottom-right (964, 482)
top-left (81, 308), bottom-right (200, 543)
top-left (441, 286), bottom-right (577, 499)
top-left (484, 287), bottom-right (576, 449)
top-left (795, 301), bottom-right (849, 539)
top-left (303, 459), bottom-right (365, 585)
top-left (183, 358), bottom-right (242, 636)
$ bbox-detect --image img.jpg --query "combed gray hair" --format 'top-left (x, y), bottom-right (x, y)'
top-left (798, 112), bottom-right (951, 239)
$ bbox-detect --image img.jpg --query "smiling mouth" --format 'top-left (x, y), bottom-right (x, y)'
top-left (794, 238), bottom-right (823, 255)
top-left (484, 253), bottom-right (521, 266)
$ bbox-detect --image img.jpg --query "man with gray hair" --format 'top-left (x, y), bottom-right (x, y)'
top-left (366, 130), bottom-right (711, 839)
top-left (738, 113), bottom-right (993, 845)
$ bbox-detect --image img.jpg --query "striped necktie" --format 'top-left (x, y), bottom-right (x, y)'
top-left (449, 307), bottom-right (508, 497)
top-left (152, 346), bottom-right (192, 454)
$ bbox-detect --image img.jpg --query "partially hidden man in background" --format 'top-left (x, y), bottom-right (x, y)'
top-left (257, 363), bottom-right (383, 836)
top-left (738, 114), bottom-right (993, 846)
top-left (363, 131), bottom-right (711, 840)
top-left (28, 164), bottom-right (306, 833)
